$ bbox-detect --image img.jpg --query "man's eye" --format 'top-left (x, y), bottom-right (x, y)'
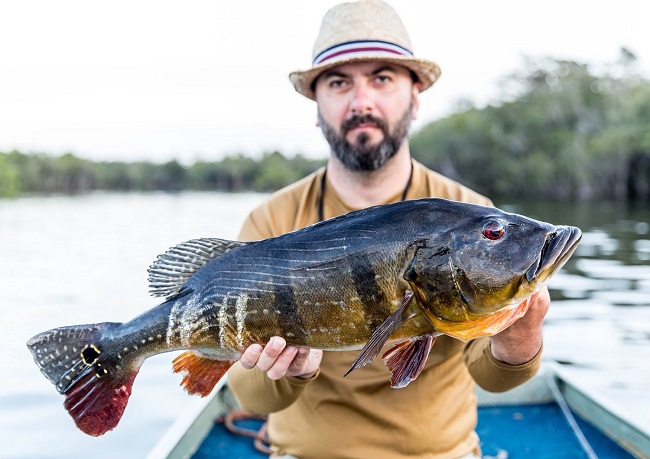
top-left (375, 75), bottom-right (391, 84)
top-left (329, 80), bottom-right (347, 89)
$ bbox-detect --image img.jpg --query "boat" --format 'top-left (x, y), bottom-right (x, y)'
top-left (147, 362), bottom-right (650, 459)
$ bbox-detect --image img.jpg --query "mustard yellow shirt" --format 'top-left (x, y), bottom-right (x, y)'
top-left (228, 161), bottom-right (542, 459)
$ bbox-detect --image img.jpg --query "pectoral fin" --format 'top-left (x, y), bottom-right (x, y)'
top-left (383, 335), bottom-right (436, 388)
top-left (345, 291), bottom-right (414, 377)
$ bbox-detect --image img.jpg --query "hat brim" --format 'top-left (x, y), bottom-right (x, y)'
top-left (289, 55), bottom-right (441, 101)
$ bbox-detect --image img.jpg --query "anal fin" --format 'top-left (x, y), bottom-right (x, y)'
top-left (345, 291), bottom-right (414, 377)
top-left (383, 335), bottom-right (436, 389)
top-left (172, 351), bottom-right (234, 397)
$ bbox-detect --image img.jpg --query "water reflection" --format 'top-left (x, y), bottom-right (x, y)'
top-left (500, 200), bottom-right (650, 295)
top-left (500, 200), bottom-right (650, 429)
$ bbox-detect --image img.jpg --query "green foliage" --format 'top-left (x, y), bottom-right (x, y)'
top-left (0, 149), bottom-right (325, 197)
top-left (0, 152), bottom-right (20, 197)
top-left (187, 154), bottom-right (258, 191)
top-left (253, 151), bottom-right (318, 191)
top-left (411, 51), bottom-right (650, 200)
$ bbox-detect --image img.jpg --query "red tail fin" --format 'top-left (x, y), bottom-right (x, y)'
top-left (64, 368), bottom-right (138, 436)
top-left (27, 323), bottom-right (140, 436)
top-left (172, 351), bottom-right (234, 396)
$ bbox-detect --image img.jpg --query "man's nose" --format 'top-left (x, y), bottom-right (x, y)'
top-left (349, 83), bottom-right (374, 115)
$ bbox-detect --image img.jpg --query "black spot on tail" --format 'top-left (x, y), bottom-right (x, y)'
top-left (26, 323), bottom-right (121, 394)
top-left (81, 344), bottom-right (101, 365)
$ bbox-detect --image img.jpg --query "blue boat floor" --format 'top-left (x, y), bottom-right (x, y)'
top-left (193, 402), bottom-right (633, 458)
top-left (476, 403), bottom-right (633, 458)
top-left (194, 417), bottom-right (267, 459)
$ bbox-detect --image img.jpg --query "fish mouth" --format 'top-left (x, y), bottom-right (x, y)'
top-left (525, 225), bottom-right (582, 284)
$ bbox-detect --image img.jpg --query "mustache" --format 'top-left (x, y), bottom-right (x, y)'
top-left (342, 114), bottom-right (387, 135)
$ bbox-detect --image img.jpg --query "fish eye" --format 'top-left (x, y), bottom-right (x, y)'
top-left (482, 221), bottom-right (505, 240)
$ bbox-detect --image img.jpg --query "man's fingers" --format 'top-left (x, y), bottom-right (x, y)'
top-left (238, 338), bottom-right (323, 380)
top-left (239, 343), bottom-right (263, 369)
top-left (267, 346), bottom-right (299, 380)
top-left (287, 347), bottom-right (310, 371)
top-left (255, 337), bottom-right (287, 372)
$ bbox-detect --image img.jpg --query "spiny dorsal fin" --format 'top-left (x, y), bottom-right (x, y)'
top-left (147, 238), bottom-right (247, 298)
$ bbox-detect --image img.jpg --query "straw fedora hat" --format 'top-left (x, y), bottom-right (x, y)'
top-left (289, 0), bottom-right (441, 100)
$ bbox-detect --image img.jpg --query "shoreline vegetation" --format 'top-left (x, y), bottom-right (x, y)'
top-left (2, 53), bottom-right (649, 201)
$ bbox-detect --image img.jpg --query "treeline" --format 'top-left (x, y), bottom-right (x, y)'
top-left (410, 49), bottom-right (650, 201)
top-left (0, 151), bottom-right (324, 197)
top-left (1, 50), bottom-right (649, 200)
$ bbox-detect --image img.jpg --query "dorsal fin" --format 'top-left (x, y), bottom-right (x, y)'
top-left (147, 238), bottom-right (247, 298)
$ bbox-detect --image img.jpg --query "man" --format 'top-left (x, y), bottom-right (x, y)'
top-left (228, 1), bottom-right (549, 458)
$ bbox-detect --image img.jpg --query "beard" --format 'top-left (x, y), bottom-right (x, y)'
top-left (318, 102), bottom-right (413, 172)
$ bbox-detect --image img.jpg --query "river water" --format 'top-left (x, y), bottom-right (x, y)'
top-left (0, 193), bottom-right (648, 459)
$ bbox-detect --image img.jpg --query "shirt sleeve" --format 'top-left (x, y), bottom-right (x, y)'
top-left (462, 337), bottom-right (542, 392)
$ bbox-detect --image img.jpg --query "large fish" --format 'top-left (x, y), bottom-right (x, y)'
top-left (27, 198), bottom-right (580, 436)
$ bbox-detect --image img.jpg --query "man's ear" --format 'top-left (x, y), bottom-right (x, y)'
top-left (411, 83), bottom-right (422, 120)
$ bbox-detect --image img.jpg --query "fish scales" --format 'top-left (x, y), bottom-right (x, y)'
top-left (26, 198), bottom-right (582, 437)
top-left (173, 226), bottom-right (412, 351)
top-left (247, 244), bottom-right (407, 348)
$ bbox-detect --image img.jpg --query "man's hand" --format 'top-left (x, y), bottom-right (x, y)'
top-left (490, 287), bottom-right (550, 365)
top-left (239, 336), bottom-right (323, 380)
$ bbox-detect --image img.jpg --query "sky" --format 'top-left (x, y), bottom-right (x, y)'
top-left (1, 0), bottom-right (649, 164)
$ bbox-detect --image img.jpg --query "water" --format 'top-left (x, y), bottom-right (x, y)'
top-left (1, 193), bottom-right (648, 458)
top-left (0, 192), bottom-right (263, 459)
top-left (501, 200), bottom-right (650, 431)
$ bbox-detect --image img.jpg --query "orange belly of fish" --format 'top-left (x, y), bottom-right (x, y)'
top-left (423, 293), bottom-right (538, 341)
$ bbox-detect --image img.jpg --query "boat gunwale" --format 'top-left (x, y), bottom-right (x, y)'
top-left (147, 377), bottom-right (231, 459)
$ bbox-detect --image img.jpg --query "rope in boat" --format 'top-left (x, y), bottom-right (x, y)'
top-left (547, 376), bottom-right (598, 459)
top-left (216, 410), bottom-right (272, 455)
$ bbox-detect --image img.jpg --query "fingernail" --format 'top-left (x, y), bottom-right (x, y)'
top-left (286, 346), bottom-right (297, 354)
top-left (250, 344), bottom-right (262, 355)
top-left (271, 337), bottom-right (283, 350)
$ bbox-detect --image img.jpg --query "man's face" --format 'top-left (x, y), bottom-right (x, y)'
top-left (314, 61), bottom-right (420, 171)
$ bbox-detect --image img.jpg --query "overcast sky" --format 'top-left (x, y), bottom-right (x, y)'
top-left (1, 0), bottom-right (648, 164)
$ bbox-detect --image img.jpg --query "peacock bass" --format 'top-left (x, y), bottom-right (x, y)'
top-left (27, 198), bottom-right (581, 436)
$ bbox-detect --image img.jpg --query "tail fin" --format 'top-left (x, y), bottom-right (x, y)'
top-left (27, 323), bottom-right (141, 436)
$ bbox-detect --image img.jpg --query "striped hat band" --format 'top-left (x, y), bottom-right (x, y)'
top-left (313, 40), bottom-right (414, 66)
